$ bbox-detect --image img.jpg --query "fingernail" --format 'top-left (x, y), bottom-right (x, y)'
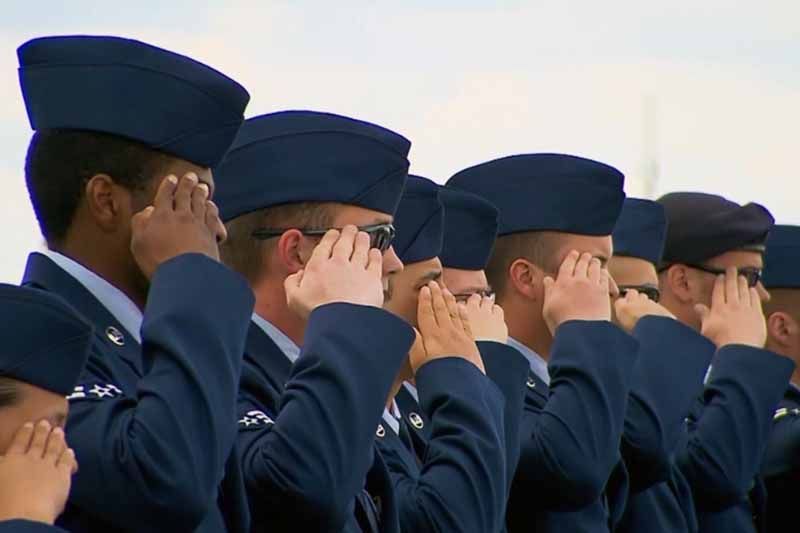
top-left (38, 420), bottom-right (51, 428)
top-left (185, 173), bottom-right (198, 183)
top-left (23, 422), bottom-right (34, 429)
top-left (167, 175), bottom-right (178, 185)
top-left (198, 183), bottom-right (210, 195)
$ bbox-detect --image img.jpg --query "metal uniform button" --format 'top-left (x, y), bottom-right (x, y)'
top-left (409, 412), bottom-right (424, 429)
top-left (106, 326), bottom-right (125, 346)
top-left (376, 424), bottom-right (386, 438)
top-left (526, 377), bottom-right (536, 389)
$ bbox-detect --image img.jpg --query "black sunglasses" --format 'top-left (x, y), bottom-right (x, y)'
top-left (684, 264), bottom-right (762, 288)
top-left (619, 284), bottom-right (661, 302)
top-left (251, 223), bottom-right (396, 253)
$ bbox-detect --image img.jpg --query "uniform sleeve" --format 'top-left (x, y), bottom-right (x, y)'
top-left (512, 320), bottom-right (639, 509)
top-left (622, 317), bottom-right (714, 491)
top-left (391, 357), bottom-right (506, 533)
top-left (0, 521), bottom-right (66, 532)
top-left (676, 345), bottom-right (795, 510)
top-left (477, 341), bottom-right (529, 502)
top-left (238, 304), bottom-right (414, 532)
top-left (66, 254), bottom-right (254, 531)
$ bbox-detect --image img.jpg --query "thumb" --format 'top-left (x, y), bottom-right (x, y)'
top-left (694, 303), bottom-right (710, 323)
top-left (131, 206), bottom-right (155, 230)
top-left (542, 276), bottom-right (555, 298)
top-left (283, 269), bottom-right (304, 298)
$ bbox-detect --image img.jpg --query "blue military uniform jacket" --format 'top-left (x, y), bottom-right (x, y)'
top-left (762, 385), bottom-right (800, 533)
top-left (236, 305), bottom-right (414, 533)
top-left (675, 345), bottom-right (794, 533)
top-left (22, 252), bottom-right (254, 533)
top-left (378, 342), bottom-right (528, 533)
top-left (617, 317), bottom-right (715, 533)
top-left (505, 321), bottom-right (639, 533)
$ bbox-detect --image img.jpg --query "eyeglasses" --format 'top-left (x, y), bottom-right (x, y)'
top-left (251, 223), bottom-right (396, 253)
top-left (452, 289), bottom-right (496, 304)
top-left (684, 263), bottom-right (763, 288)
top-left (618, 284), bottom-right (661, 303)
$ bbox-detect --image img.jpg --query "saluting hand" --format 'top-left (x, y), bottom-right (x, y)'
top-left (410, 281), bottom-right (485, 375)
top-left (695, 267), bottom-right (767, 348)
top-left (462, 293), bottom-right (508, 343)
top-left (131, 173), bottom-right (224, 279)
top-left (614, 289), bottom-right (675, 333)
top-left (542, 250), bottom-right (612, 334)
top-left (284, 225), bottom-right (383, 319)
top-left (0, 421), bottom-right (78, 525)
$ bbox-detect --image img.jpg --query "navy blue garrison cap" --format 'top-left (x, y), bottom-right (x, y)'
top-left (439, 186), bottom-right (499, 270)
top-left (447, 153), bottom-right (625, 237)
top-left (393, 176), bottom-right (444, 264)
top-left (214, 110), bottom-right (411, 221)
top-left (18, 35), bottom-right (250, 167)
top-left (0, 284), bottom-right (92, 396)
top-left (763, 225), bottom-right (800, 289)
top-left (612, 198), bottom-right (667, 266)
top-left (658, 192), bottom-right (774, 266)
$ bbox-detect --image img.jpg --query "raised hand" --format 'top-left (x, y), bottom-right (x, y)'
top-left (614, 289), bottom-right (675, 333)
top-left (542, 251), bottom-right (612, 334)
top-left (131, 173), bottom-right (223, 279)
top-left (694, 267), bottom-right (767, 348)
top-left (284, 225), bottom-right (384, 319)
top-left (462, 293), bottom-right (508, 343)
top-left (0, 421), bottom-right (78, 524)
top-left (410, 281), bottom-right (485, 375)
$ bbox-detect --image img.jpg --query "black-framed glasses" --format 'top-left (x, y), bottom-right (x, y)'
top-left (619, 284), bottom-right (661, 303)
top-left (684, 264), bottom-right (763, 288)
top-left (251, 223), bottom-right (396, 253)
top-left (453, 289), bottom-right (496, 304)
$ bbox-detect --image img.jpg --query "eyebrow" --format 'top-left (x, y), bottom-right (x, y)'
top-left (418, 270), bottom-right (443, 286)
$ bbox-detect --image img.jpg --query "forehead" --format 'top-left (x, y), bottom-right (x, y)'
top-left (554, 233), bottom-right (613, 261)
top-left (706, 250), bottom-right (764, 269)
top-left (609, 255), bottom-right (658, 286)
top-left (331, 204), bottom-right (393, 226)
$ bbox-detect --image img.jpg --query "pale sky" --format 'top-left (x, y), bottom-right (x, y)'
top-left (1, 1), bottom-right (798, 282)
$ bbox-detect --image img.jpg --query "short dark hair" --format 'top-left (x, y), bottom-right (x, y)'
top-left (221, 202), bottom-right (335, 285)
top-left (0, 378), bottom-right (20, 409)
top-left (25, 129), bottom-right (174, 246)
top-left (486, 231), bottom-right (561, 300)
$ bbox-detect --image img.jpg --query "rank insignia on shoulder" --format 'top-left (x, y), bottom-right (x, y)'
top-left (774, 407), bottom-right (800, 421)
top-left (238, 410), bottom-right (274, 429)
top-left (67, 383), bottom-right (123, 401)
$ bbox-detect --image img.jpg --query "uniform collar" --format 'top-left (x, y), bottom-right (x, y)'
top-left (43, 250), bottom-right (143, 343)
top-left (508, 336), bottom-right (550, 385)
top-left (251, 313), bottom-right (301, 364)
top-left (402, 381), bottom-right (419, 403)
top-left (382, 401), bottom-right (402, 435)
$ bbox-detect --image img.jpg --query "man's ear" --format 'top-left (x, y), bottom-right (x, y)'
top-left (85, 174), bottom-right (128, 233)
top-left (275, 230), bottom-right (307, 274)
top-left (665, 264), bottom-right (694, 304)
top-left (509, 258), bottom-right (543, 301)
top-left (767, 311), bottom-right (797, 348)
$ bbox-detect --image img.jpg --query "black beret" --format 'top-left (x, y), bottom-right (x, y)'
top-left (658, 192), bottom-right (774, 266)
